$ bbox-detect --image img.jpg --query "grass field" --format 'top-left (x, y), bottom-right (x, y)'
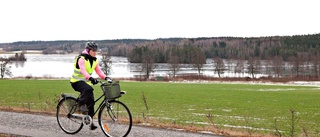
top-left (0, 80), bottom-right (319, 136)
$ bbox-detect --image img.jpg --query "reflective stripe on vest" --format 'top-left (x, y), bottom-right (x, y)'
top-left (70, 55), bottom-right (98, 84)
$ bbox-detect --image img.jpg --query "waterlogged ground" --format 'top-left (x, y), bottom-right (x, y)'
top-left (144, 80), bottom-right (320, 135)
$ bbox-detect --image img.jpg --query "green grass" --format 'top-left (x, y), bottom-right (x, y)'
top-left (0, 80), bottom-right (320, 136)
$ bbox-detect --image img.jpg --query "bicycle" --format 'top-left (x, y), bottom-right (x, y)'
top-left (56, 80), bottom-right (132, 137)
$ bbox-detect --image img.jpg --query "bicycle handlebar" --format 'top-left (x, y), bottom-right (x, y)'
top-left (97, 79), bottom-right (113, 84)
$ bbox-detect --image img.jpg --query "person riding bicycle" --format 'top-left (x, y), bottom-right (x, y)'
top-left (70, 42), bottom-right (111, 130)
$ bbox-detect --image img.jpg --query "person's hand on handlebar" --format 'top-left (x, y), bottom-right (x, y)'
top-left (105, 77), bottom-right (113, 83)
top-left (89, 77), bottom-right (99, 85)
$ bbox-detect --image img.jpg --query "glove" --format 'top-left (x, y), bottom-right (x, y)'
top-left (105, 77), bottom-right (113, 83)
top-left (89, 77), bottom-right (98, 85)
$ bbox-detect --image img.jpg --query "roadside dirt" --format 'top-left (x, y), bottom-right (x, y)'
top-left (0, 111), bottom-right (218, 137)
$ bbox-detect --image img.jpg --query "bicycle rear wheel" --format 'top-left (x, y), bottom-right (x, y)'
top-left (56, 97), bottom-right (83, 134)
top-left (98, 100), bottom-right (132, 137)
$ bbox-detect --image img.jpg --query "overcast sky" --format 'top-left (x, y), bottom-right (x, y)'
top-left (0, 0), bottom-right (319, 43)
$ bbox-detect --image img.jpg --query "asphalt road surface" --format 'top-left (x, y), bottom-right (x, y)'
top-left (0, 111), bottom-right (219, 137)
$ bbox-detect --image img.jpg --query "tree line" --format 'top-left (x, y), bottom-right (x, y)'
top-left (1, 34), bottom-right (320, 79)
top-left (1, 34), bottom-right (319, 61)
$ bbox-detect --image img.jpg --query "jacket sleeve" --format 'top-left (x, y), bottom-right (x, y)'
top-left (95, 63), bottom-right (107, 79)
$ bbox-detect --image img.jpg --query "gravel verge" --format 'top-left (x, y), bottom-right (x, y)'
top-left (0, 111), bottom-right (219, 137)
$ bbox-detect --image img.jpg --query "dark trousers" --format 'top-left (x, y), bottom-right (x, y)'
top-left (71, 81), bottom-right (95, 117)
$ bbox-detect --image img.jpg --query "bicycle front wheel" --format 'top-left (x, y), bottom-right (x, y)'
top-left (56, 97), bottom-right (83, 134)
top-left (98, 100), bottom-right (132, 137)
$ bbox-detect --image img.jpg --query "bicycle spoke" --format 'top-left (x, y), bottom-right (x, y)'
top-left (98, 100), bottom-right (132, 137)
top-left (56, 97), bottom-right (83, 134)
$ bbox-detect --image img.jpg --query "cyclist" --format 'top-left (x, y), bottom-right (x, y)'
top-left (70, 42), bottom-right (111, 130)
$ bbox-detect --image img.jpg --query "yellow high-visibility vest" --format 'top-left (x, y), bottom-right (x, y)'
top-left (70, 55), bottom-right (98, 85)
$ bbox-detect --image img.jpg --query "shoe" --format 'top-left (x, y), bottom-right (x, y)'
top-left (90, 123), bottom-right (98, 130)
top-left (79, 105), bottom-right (89, 113)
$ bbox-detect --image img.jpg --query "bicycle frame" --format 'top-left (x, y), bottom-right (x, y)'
top-left (61, 91), bottom-right (113, 118)
top-left (91, 93), bottom-right (110, 117)
top-left (57, 81), bottom-right (132, 136)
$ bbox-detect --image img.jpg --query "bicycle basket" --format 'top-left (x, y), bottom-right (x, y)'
top-left (101, 81), bottom-right (121, 99)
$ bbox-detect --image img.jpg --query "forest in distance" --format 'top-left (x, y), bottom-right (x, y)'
top-left (1, 33), bottom-right (320, 80)
top-left (1, 34), bottom-right (320, 61)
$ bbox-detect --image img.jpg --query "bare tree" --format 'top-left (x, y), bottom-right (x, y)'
top-left (271, 56), bottom-right (284, 77)
top-left (234, 59), bottom-right (245, 77)
top-left (225, 58), bottom-right (234, 76)
top-left (100, 52), bottom-right (112, 76)
top-left (310, 53), bottom-right (320, 80)
top-left (167, 54), bottom-right (181, 78)
top-left (141, 47), bottom-right (155, 80)
top-left (0, 58), bottom-right (12, 79)
top-left (246, 57), bottom-right (261, 78)
top-left (191, 48), bottom-right (206, 79)
top-left (300, 53), bottom-right (310, 79)
top-left (141, 52), bottom-right (154, 80)
top-left (213, 57), bottom-right (225, 78)
top-left (288, 54), bottom-right (305, 78)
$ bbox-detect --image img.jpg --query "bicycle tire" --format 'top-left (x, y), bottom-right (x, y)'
top-left (98, 100), bottom-right (132, 137)
top-left (56, 97), bottom-right (83, 134)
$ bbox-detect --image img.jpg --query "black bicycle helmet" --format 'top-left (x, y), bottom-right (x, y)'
top-left (85, 42), bottom-right (98, 51)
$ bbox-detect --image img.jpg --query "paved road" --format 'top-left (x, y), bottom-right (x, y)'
top-left (0, 111), bottom-right (219, 137)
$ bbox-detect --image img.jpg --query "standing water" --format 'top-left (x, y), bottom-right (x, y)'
top-left (1, 53), bottom-right (261, 79)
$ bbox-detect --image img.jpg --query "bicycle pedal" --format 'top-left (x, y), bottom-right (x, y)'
top-left (90, 125), bottom-right (98, 130)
